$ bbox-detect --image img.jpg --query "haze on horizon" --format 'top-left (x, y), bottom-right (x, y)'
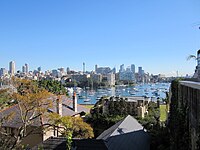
top-left (0, 0), bottom-right (200, 77)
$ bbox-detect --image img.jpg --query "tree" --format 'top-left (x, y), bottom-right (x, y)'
top-left (187, 55), bottom-right (197, 61)
top-left (48, 113), bottom-right (94, 149)
top-left (0, 78), bottom-right (52, 149)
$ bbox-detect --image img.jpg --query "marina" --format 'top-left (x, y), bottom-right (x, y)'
top-left (68, 83), bottom-right (171, 104)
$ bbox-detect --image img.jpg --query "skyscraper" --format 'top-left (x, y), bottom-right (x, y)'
top-left (138, 67), bottom-right (142, 76)
top-left (9, 61), bottom-right (15, 76)
top-left (22, 65), bottom-right (26, 73)
top-left (0, 68), bottom-right (7, 77)
top-left (95, 65), bottom-right (98, 72)
top-left (131, 64), bottom-right (135, 74)
top-left (38, 66), bottom-right (42, 72)
top-left (119, 64), bottom-right (125, 72)
top-left (25, 63), bottom-right (28, 73)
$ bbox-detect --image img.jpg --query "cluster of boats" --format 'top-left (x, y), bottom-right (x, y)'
top-left (66, 83), bottom-right (170, 104)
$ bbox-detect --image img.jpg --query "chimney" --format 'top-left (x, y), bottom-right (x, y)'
top-left (73, 92), bottom-right (77, 112)
top-left (56, 97), bottom-right (62, 117)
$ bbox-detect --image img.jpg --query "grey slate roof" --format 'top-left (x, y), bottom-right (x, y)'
top-left (97, 115), bottom-right (150, 150)
top-left (97, 115), bottom-right (144, 140)
top-left (0, 96), bottom-right (90, 128)
top-left (0, 104), bottom-right (41, 128)
top-left (48, 96), bottom-right (90, 116)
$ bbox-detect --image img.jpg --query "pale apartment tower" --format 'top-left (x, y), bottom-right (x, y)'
top-left (9, 61), bottom-right (15, 76)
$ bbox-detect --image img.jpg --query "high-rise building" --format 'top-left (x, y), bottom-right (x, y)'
top-left (112, 67), bottom-right (116, 74)
top-left (138, 67), bottom-right (143, 76)
top-left (38, 67), bottom-right (42, 72)
top-left (95, 65), bottom-right (98, 72)
top-left (9, 61), bottom-right (15, 76)
top-left (25, 63), bottom-right (28, 73)
top-left (83, 62), bottom-right (85, 73)
top-left (67, 67), bottom-right (70, 74)
top-left (0, 68), bottom-right (7, 77)
top-left (119, 64), bottom-right (125, 72)
top-left (131, 64), bottom-right (135, 74)
top-left (22, 66), bottom-right (26, 73)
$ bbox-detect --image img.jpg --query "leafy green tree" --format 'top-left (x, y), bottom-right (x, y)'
top-left (0, 78), bottom-right (52, 149)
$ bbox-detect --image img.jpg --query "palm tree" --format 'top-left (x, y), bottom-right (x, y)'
top-left (187, 49), bottom-right (200, 61)
top-left (187, 55), bottom-right (197, 61)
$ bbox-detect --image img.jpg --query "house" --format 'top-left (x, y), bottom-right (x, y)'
top-left (0, 93), bottom-right (90, 148)
top-left (32, 115), bottom-right (150, 150)
top-left (73, 115), bottom-right (150, 150)
top-left (96, 115), bottom-right (150, 150)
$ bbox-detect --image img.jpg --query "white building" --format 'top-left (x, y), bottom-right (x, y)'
top-left (9, 61), bottom-right (15, 76)
top-left (105, 73), bottom-right (115, 86)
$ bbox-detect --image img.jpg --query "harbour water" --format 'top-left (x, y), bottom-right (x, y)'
top-left (68, 83), bottom-right (171, 105)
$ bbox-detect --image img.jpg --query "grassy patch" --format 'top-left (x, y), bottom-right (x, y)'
top-left (83, 105), bottom-right (94, 109)
top-left (160, 104), bottom-right (167, 122)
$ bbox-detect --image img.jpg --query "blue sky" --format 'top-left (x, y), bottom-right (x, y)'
top-left (0, 0), bottom-right (200, 76)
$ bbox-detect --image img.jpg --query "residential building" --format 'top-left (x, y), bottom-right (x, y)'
top-left (0, 94), bottom-right (90, 148)
top-left (91, 73), bottom-right (103, 83)
top-left (119, 69), bottom-right (135, 81)
top-left (96, 67), bottom-right (111, 75)
top-left (72, 115), bottom-right (150, 150)
top-left (105, 73), bottom-right (115, 86)
top-left (35, 115), bottom-right (150, 150)
top-left (71, 74), bottom-right (90, 82)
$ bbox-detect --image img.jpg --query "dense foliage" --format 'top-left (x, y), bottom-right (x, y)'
top-left (37, 79), bottom-right (67, 95)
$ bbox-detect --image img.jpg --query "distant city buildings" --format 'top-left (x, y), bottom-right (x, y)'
top-left (0, 61), bottom-right (175, 86)
top-left (95, 65), bottom-right (112, 74)
top-left (119, 64), bottom-right (135, 82)
top-left (0, 68), bottom-right (8, 77)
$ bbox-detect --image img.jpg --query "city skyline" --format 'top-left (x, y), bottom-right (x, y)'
top-left (0, 60), bottom-right (191, 77)
top-left (0, 0), bottom-right (200, 76)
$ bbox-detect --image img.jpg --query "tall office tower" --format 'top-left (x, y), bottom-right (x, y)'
top-left (66, 67), bottom-right (70, 74)
top-left (9, 61), bottom-right (15, 76)
top-left (25, 63), bottom-right (28, 73)
top-left (22, 65), bottom-right (26, 73)
top-left (38, 66), bottom-right (42, 72)
top-left (131, 64), bottom-right (135, 74)
top-left (0, 68), bottom-right (7, 77)
top-left (112, 67), bottom-right (116, 74)
top-left (119, 64), bottom-right (125, 72)
top-left (83, 62), bottom-right (85, 73)
top-left (138, 67), bottom-right (143, 76)
top-left (95, 65), bottom-right (98, 72)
